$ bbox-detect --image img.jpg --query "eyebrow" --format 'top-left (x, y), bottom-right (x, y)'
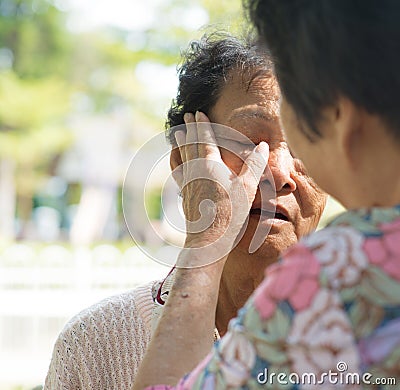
top-left (227, 109), bottom-right (275, 124)
top-left (225, 108), bottom-right (278, 139)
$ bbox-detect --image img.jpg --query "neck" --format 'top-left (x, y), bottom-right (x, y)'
top-left (343, 139), bottom-right (400, 209)
top-left (215, 248), bottom-right (276, 336)
top-left (337, 115), bottom-right (400, 209)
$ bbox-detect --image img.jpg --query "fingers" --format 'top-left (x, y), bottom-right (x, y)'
top-left (174, 130), bottom-right (186, 148)
top-left (183, 113), bottom-right (198, 161)
top-left (239, 142), bottom-right (270, 198)
top-left (171, 155), bottom-right (184, 189)
top-left (195, 111), bottom-right (220, 160)
top-left (176, 111), bottom-right (222, 163)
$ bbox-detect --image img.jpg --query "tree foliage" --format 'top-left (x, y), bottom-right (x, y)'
top-left (0, 0), bottom-right (71, 78)
top-left (0, 0), bottom-right (247, 235)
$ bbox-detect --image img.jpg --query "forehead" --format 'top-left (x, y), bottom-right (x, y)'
top-left (212, 70), bottom-right (280, 118)
top-left (209, 69), bottom-right (281, 141)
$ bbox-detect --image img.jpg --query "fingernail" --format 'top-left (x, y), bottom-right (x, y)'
top-left (256, 142), bottom-right (269, 153)
top-left (195, 111), bottom-right (201, 121)
top-left (183, 113), bottom-right (190, 123)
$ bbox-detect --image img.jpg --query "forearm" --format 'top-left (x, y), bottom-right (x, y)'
top-left (132, 112), bottom-right (268, 389)
top-left (133, 249), bottom-right (226, 389)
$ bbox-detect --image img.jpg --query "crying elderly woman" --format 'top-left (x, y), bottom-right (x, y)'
top-left (44, 32), bottom-right (326, 390)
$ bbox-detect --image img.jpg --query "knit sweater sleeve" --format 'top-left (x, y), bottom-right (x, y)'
top-left (43, 280), bottom-right (156, 390)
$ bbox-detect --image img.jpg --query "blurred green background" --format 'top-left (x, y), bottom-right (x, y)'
top-left (0, 0), bottom-right (246, 245)
top-left (0, 1), bottom-right (344, 389)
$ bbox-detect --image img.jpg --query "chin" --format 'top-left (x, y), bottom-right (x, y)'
top-left (235, 222), bottom-right (298, 261)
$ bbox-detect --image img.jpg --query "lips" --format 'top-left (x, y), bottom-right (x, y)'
top-left (249, 206), bottom-right (289, 221)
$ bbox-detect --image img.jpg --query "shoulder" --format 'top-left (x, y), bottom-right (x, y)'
top-left (61, 279), bottom-right (159, 346)
top-left (44, 279), bottom-right (161, 389)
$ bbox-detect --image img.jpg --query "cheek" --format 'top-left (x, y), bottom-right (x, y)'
top-left (293, 175), bottom-right (327, 233)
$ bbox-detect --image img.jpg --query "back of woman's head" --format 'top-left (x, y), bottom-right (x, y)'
top-left (246, 0), bottom-right (400, 141)
top-left (165, 32), bottom-right (273, 144)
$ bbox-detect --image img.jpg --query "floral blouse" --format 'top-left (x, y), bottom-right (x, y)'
top-left (149, 206), bottom-right (400, 389)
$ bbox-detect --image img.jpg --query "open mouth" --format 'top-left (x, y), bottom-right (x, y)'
top-left (249, 208), bottom-right (289, 221)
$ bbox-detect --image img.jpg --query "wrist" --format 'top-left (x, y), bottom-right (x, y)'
top-left (176, 244), bottom-right (228, 271)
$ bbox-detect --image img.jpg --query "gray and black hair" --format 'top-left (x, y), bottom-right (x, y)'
top-left (165, 32), bottom-right (274, 144)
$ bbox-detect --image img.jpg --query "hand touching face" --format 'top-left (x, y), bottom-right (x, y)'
top-left (172, 111), bottom-right (270, 266)
top-left (169, 69), bottom-right (326, 262)
top-left (208, 70), bottom-right (326, 260)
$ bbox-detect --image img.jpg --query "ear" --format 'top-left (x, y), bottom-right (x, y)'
top-left (333, 97), bottom-right (363, 171)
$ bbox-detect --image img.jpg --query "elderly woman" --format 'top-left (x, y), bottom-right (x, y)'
top-left (44, 33), bottom-right (326, 389)
top-left (133, 1), bottom-right (400, 389)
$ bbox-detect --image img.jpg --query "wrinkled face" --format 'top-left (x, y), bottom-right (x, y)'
top-left (208, 69), bottom-right (327, 260)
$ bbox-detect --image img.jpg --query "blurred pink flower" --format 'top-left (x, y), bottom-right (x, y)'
top-left (218, 331), bottom-right (256, 386)
top-left (254, 244), bottom-right (320, 320)
top-left (287, 289), bottom-right (360, 389)
top-left (304, 227), bottom-right (368, 289)
top-left (363, 218), bottom-right (400, 281)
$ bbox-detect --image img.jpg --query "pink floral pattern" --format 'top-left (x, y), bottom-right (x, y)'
top-left (149, 208), bottom-right (400, 390)
top-left (304, 227), bottom-right (368, 289)
top-left (363, 219), bottom-right (400, 281)
top-left (287, 289), bottom-right (359, 377)
top-left (217, 330), bottom-right (256, 386)
top-left (253, 245), bottom-right (320, 319)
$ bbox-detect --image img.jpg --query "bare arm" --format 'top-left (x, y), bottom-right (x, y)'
top-left (133, 112), bottom-right (269, 388)
top-left (134, 254), bottom-right (225, 387)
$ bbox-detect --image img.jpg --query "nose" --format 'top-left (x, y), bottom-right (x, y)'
top-left (260, 147), bottom-right (297, 193)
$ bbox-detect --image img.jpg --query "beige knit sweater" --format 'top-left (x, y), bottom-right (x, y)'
top-left (44, 279), bottom-right (163, 389)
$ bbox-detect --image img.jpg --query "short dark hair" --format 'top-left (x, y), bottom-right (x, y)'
top-left (245, 0), bottom-right (400, 141)
top-left (165, 32), bottom-right (274, 144)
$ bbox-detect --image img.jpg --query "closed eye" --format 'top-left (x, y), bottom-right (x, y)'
top-left (293, 158), bottom-right (308, 175)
